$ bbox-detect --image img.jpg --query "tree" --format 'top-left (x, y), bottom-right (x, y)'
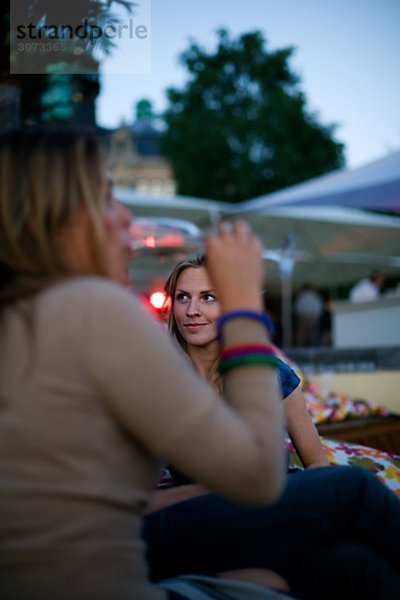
top-left (163, 29), bottom-right (345, 203)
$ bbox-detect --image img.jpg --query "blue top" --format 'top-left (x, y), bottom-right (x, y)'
top-left (277, 358), bottom-right (301, 399)
top-left (167, 359), bottom-right (301, 487)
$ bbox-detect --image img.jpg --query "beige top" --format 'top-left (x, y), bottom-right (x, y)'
top-left (0, 277), bottom-right (284, 600)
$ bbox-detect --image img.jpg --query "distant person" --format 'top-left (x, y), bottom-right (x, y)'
top-left (320, 298), bottom-right (333, 346)
top-left (349, 271), bottom-right (384, 303)
top-left (294, 283), bottom-right (324, 347)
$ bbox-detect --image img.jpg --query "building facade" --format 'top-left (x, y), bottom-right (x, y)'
top-left (106, 99), bottom-right (175, 196)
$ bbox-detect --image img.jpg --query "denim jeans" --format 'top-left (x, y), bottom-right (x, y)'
top-left (160, 574), bottom-right (295, 599)
top-left (143, 466), bottom-right (400, 599)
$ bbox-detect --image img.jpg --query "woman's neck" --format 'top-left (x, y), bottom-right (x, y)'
top-left (187, 340), bottom-right (220, 382)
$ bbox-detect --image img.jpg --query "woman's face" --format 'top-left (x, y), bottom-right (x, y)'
top-left (173, 266), bottom-right (221, 348)
top-left (102, 183), bottom-right (134, 286)
top-left (56, 177), bottom-right (134, 285)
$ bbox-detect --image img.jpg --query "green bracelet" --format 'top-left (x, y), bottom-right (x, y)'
top-left (219, 353), bottom-right (281, 374)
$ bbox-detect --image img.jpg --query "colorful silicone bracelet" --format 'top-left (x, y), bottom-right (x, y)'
top-left (216, 309), bottom-right (275, 339)
top-left (219, 354), bottom-right (281, 374)
top-left (220, 344), bottom-right (277, 360)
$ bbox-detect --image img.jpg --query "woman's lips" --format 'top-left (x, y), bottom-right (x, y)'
top-left (185, 323), bottom-right (206, 332)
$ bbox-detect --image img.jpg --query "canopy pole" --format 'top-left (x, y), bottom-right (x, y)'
top-left (279, 256), bottom-right (295, 349)
top-left (279, 234), bottom-right (295, 349)
top-left (281, 275), bottom-right (292, 348)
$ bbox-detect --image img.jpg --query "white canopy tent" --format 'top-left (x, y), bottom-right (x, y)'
top-left (115, 187), bottom-right (400, 345)
top-left (230, 204), bottom-right (400, 287)
top-left (239, 150), bottom-right (400, 213)
top-left (229, 204), bottom-right (400, 346)
top-left (114, 187), bottom-right (224, 291)
top-left (116, 186), bottom-right (400, 291)
top-left (115, 186), bottom-right (224, 228)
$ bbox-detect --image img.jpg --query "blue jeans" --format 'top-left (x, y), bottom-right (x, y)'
top-left (143, 466), bottom-right (400, 599)
top-left (161, 574), bottom-right (296, 599)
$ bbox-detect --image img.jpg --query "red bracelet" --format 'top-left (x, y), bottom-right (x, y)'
top-left (220, 344), bottom-right (277, 360)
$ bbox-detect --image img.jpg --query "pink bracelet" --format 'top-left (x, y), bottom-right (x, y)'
top-left (220, 344), bottom-right (277, 360)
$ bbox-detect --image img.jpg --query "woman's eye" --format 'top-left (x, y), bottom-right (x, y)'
top-left (176, 293), bottom-right (189, 302)
top-left (203, 294), bottom-right (216, 302)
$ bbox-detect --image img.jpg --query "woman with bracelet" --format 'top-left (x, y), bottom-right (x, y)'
top-left (163, 254), bottom-right (329, 476)
top-left (142, 256), bottom-right (400, 599)
top-left (0, 128), bottom-right (289, 600)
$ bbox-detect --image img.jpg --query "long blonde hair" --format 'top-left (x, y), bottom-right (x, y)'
top-left (0, 128), bottom-right (108, 307)
top-left (164, 255), bottom-right (222, 392)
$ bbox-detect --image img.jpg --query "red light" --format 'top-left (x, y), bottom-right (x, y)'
top-left (149, 291), bottom-right (167, 310)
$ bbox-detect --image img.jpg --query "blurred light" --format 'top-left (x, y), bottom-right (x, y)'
top-left (149, 291), bottom-right (167, 309)
top-left (128, 217), bottom-right (204, 256)
top-left (144, 235), bottom-right (156, 248)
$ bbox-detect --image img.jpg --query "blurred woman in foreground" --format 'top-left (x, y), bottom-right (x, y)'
top-left (0, 128), bottom-right (287, 600)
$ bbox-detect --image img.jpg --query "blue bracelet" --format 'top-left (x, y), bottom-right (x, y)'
top-left (216, 309), bottom-right (275, 338)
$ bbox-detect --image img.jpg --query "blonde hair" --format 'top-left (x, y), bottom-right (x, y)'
top-left (0, 128), bottom-right (107, 306)
top-left (164, 255), bottom-right (222, 392)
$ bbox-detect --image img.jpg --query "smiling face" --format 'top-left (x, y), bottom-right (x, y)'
top-left (173, 266), bottom-right (221, 349)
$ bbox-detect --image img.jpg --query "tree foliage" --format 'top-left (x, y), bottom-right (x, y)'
top-left (1, 1), bottom-right (135, 127)
top-left (11, 0), bottom-right (136, 62)
top-left (163, 30), bottom-right (345, 203)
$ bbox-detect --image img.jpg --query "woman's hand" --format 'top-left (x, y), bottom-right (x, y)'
top-left (205, 220), bottom-right (264, 313)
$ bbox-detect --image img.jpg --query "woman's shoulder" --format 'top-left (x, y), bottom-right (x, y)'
top-left (38, 276), bottom-right (142, 321)
top-left (42, 276), bottom-right (134, 303)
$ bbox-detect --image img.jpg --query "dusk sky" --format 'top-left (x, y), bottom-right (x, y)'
top-left (96, 0), bottom-right (400, 170)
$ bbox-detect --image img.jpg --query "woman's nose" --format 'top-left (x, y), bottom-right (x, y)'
top-left (186, 299), bottom-right (201, 316)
